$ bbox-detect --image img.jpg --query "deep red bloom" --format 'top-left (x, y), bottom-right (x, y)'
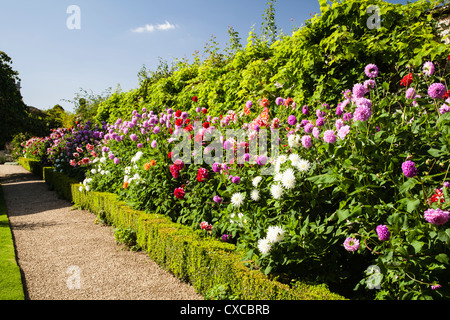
top-left (185, 119), bottom-right (191, 124)
top-left (443, 90), bottom-right (450, 99)
top-left (175, 119), bottom-right (183, 127)
top-left (202, 108), bottom-right (207, 114)
top-left (197, 168), bottom-right (209, 182)
top-left (184, 124), bottom-right (193, 132)
top-left (400, 73), bottom-right (413, 87)
top-left (429, 189), bottom-right (445, 204)
top-left (175, 110), bottom-right (182, 117)
top-left (168, 152), bottom-right (173, 159)
top-left (174, 187), bottom-right (185, 199)
top-left (174, 159), bottom-right (184, 171)
top-left (192, 96), bottom-right (198, 102)
top-left (170, 165), bottom-right (180, 179)
top-left (203, 122), bottom-right (210, 129)
top-left (200, 221), bottom-right (213, 231)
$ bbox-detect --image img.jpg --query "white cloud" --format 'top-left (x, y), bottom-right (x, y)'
top-left (132, 21), bottom-right (175, 33)
top-left (156, 21), bottom-right (176, 31)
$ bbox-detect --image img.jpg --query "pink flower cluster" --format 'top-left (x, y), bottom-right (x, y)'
top-left (424, 208), bottom-right (449, 226)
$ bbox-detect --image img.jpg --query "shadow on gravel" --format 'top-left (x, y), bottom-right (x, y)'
top-left (0, 171), bottom-right (40, 185)
top-left (0, 168), bottom-right (73, 217)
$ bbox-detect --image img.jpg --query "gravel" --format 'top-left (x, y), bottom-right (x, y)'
top-left (0, 164), bottom-right (203, 300)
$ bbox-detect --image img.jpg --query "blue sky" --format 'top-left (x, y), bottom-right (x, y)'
top-left (1, 0), bottom-right (409, 113)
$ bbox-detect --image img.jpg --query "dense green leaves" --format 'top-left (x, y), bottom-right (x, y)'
top-left (95, 0), bottom-right (447, 128)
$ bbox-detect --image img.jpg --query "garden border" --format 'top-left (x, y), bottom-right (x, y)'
top-left (19, 157), bottom-right (345, 300)
top-left (0, 174), bottom-right (25, 300)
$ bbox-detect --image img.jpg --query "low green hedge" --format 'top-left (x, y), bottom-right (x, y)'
top-left (21, 159), bottom-right (345, 300)
top-left (18, 158), bottom-right (44, 179)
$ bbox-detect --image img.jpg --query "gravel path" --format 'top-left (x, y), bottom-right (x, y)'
top-left (0, 164), bottom-right (203, 300)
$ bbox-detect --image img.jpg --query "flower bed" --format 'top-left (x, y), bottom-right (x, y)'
top-left (17, 61), bottom-right (450, 299)
top-left (20, 162), bottom-right (344, 300)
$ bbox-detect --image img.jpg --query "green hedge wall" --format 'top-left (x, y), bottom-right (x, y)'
top-left (18, 158), bottom-right (44, 179)
top-left (20, 159), bottom-right (345, 300)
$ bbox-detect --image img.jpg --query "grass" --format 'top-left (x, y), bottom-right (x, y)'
top-left (0, 182), bottom-right (25, 300)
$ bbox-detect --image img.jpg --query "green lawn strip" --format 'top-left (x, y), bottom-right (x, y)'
top-left (0, 182), bottom-right (25, 300)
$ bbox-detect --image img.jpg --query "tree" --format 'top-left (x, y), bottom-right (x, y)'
top-left (0, 51), bottom-right (29, 149)
top-left (64, 88), bottom-right (112, 123)
top-left (260, 0), bottom-right (278, 45)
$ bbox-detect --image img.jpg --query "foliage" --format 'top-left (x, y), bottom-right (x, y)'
top-left (0, 51), bottom-right (29, 149)
top-left (114, 227), bottom-right (139, 251)
top-left (64, 87), bottom-right (114, 124)
top-left (95, 0), bottom-right (446, 127)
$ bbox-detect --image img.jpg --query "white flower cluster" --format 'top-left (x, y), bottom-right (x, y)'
top-left (229, 212), bottom-right (247, 227)
top-left (131, 151), bottom-right (143, 163)
top-left (230, 192), bottom-right (245, 207)
top-left (288, 134), bottom-right (301, 149)
top-left (257, 225), bottom-right (285, 255)
top-left (124, 151), bottom-right (145, 186)
top-left (91, 155), bottom-right (110, 176)
top-left (79, 177), bottom-right (93, 192)
top-left (269, 154), bottom-right (311, 200)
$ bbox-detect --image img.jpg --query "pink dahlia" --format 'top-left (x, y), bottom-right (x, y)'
top-left (428, 83), bottom-right (446, 99)
top-left (337, 125), bottom-right (350, 140)
top-left (406, 87), bottom-right (416, 100)
top-left (353, 105), bottom-right (372, 122)
top-left (353, 83), bottom-right (368, 99)
top-left (301, 135), bottom-right (312, 148)
top-left (343, 237), bottom-right (360, 252)
top-left (402, 160), bottom-right (418, 178)
top-left (423, 61), bottom-right (435, 77)
top-left (323, 130), bottom-right (337, 143)
top-left (364, 64), bottom-right (379, 78)
top-left (424, 208), bottom-right (449, 226)
top-left (376, 225), bottom-right (391, 241)
top-left (439, 104), bottom-right (450, 115)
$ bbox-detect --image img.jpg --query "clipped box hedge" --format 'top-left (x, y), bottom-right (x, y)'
top-left (18, 157), bottom-right (45, 179)
top-left (20, 158), bottom-right (345, 300)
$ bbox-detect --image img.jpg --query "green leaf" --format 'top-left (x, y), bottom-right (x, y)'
top-left (428, 148), bottom-right (443, 157)
top-left (336, 209), bottom-right (350, 222)
top-left (435, 253), bottom-right (449, 265)
top-left (409, 240), bottom-right (424, 254)
top-left (406, 199), bottom-right (421, 213)
top-left (438, 228), bottom-right (450, 244)
top-left (307, 174), bottom-right (338, 185)
top-left (399, 178), bottom-right (419, 194)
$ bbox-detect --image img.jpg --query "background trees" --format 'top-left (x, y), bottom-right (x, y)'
top-left (0, 51), bottom-right (29, 149)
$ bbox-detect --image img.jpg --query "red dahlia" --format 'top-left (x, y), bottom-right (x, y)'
top-left (400, 73), bottom-right (413, 87)
top-left (174, 187), bottom-right (185, 199)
